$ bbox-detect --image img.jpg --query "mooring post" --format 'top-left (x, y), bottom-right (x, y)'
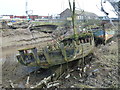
top-left (81, 44), bottom-right (85, 77)
top-left (102, 21), bottom-right (106, 45)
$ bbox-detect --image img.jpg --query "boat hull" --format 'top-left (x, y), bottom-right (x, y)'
top-left (16, 36), bottom-right (94, 68)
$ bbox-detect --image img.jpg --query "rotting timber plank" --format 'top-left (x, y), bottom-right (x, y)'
top-left (30, 60), bottom-right (79, 88)
top-left (52, 58), bottom-right (83, 80)
top-left (50, 52), bottom-right (94, 81)
top-left (29, 53), bottom-right (94, 88)
top-left (51, 64), bottom-right (68, 81)
top-left (29, 64), bottom-right (68, 88)
top-left (74, 84), bottom-right (95, 88)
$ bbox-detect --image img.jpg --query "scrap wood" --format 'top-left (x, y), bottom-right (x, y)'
top-left (26, 76), bottom-right (30, 85)
top-left (9, 80), bottom-right (15, 88)
top-left (25, 76), bottom-right (30, 88)
top-left (74, 84), bottom-right (95, 88)
top-left (30, 76), bottom-right (52, 88)
top-left (47, 80), bottom-right (60, 88)
top-left (65, 74), bottom-right (70, 79)
top-left (57, 72), bottom-right (65, 79)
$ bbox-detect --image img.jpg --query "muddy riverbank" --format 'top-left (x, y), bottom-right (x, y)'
top-left (1, 28), bottom-right (53, 88)
top-left (57, 41), bottom-right (119, 88)
top-left (1, 27), bottom-right (119, 89)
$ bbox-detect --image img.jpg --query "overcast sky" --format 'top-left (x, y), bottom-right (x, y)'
top-left (0, 0), bottom-right (117, 18)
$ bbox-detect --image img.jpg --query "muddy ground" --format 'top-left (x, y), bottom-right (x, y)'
top-left (1, 28), bottom-right (53, 88)
top-left (1, 28), bottom-right (119, 89)
top-left (57, 41), bottom-right (119, 88)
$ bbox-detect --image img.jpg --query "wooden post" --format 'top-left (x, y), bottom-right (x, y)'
top-left (32, 48), bottom-right (40, 65)
top-left (43, 47), bottom-right (51, 65)
top-left (102, 21), bottom-right (106, 45)
top-left (59, 43), bottom-right (67, 62)
top-left (81, 44), bottom-right (85, 76)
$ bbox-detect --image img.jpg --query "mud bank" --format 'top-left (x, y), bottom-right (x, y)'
top-left (1, 28), bottom-right (119, 89)
top-left (1, 28), bottom-right (53, 88)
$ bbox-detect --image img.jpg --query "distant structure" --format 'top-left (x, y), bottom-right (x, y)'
top-left (59, 8), bottom-right (72, 20)
top-left (0, 15), bottom-right (53, 21)
top-left (0, 15), bottom-right (27, 20)
top-left (59, 8), bottom-right (98, 20)
top-left (25, 0), bottom-right (33, 20)
top-left (0, 8), bottom-right (99, 21)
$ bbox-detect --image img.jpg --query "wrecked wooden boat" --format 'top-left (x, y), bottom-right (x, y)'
top-left (16, 32), bottom-right (94, 68)
top-left (16, 0), bottom-right (95, 68)
top-left (29, 24), bottom-right (58, 33)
